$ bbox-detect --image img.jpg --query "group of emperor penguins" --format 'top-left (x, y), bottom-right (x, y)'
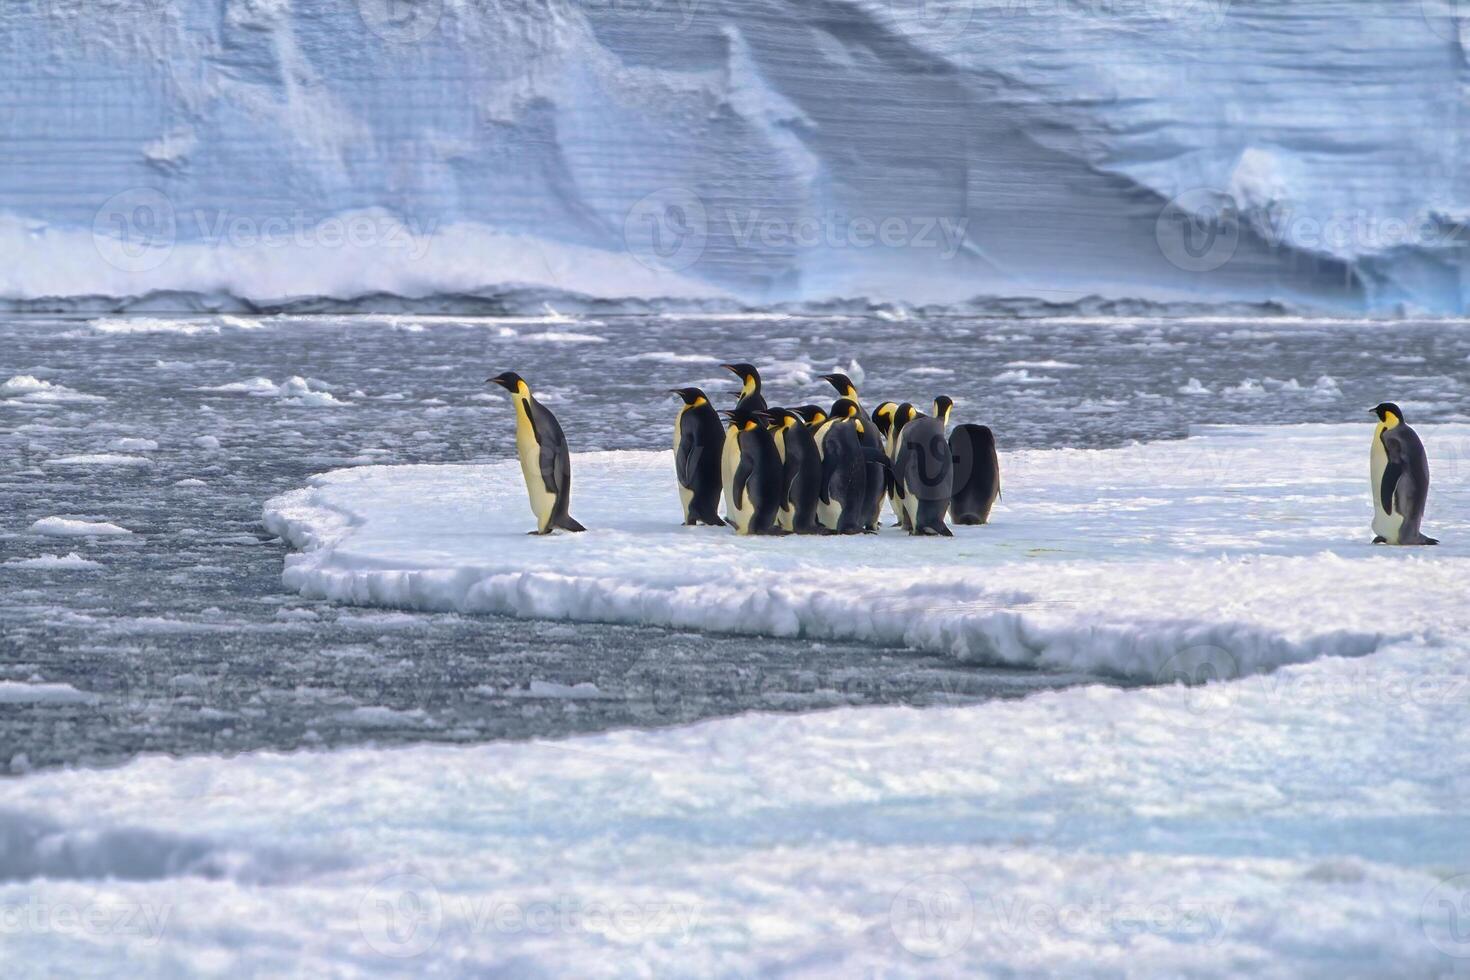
top-left (487, 363), bottom-right (998, 537)
top-left (487, 370), bottom-right (1439, 547)
top-left (670, 363), bottom-right (1000, 537)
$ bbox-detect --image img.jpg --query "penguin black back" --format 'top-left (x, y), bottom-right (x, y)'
top-left (1370, 402), bottom-right (1436, 545)
top-left (488, 371), bottom-right (586, 535)
top-left (894, 414), bottom-right (954, 536)
top-left (770, 408), bottom-right (822, 534)
top-left (720, 408), bottom-right (783, 535)
top-left (670, 387), bottom-right (725, 527)
top-left (815, 415), bottom-right (869, 534)
top-left (949, 423), bottom-right (1000, 526)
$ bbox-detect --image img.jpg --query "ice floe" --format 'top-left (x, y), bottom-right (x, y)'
top-left (263, 424), bottom-right (1470, 682)
top-left (28, 517), bottom-right (132, 537)
top-left (0, 628), bottom-right (1465, 972)
top-left (3, 553), bottom-right (105, 570)
top-left (1, 375), bottom-right (105, 405)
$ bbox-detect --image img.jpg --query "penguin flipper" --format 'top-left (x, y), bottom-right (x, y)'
top-left (675, 428), bottom-right (697, 490)
top-left (732, 455), bottom-right (752, 510)
top-left (1379, 459), bottom-right (1403, 515)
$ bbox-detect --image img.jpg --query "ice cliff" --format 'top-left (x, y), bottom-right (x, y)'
top-left (0, 0), bottom-right (1465, 313)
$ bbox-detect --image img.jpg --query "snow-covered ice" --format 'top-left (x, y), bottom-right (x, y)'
top-left (264, 424), bottom-right (1470, 682)
top-left (0, 681), bottom-right (95, 704)
top-left (2, 553), bottom-right (105, 570)
top-left (29, 517), bottom-right (133, 538)
top-left (42, 454), bottom-right (152, 467)
top-left (0, 629), bottom-right (1464, 973)
top-left (1, 375), bottom-right (104, 405)
top-left (194, 376), bottom-right (347, 406)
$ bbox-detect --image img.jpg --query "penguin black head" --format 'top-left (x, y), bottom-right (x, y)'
top-left (873, 401), bottom-right (898, 437)
top-left (720, 408), bottom-right (762, 431)
top-left (830, 397), bottom-right (861, 420)
top-left (1371, 402), bottom-right (1404, 424)
top-left (893, 402), bottom-right (919, 432)
top-left (721, 363), bottom-right (761, 391)
top-left (767, 407), bottom-right (802, 429)
top-left (791, 404), bottom-right (827, 426)
top-left (819, 373), bottom-right (858, 398)
top-left (933, 395), bottom-right (954, 422)
top-left (668, 387), bottom-right (710, 407)
top-left (487, 371), bottom-right (529, 395)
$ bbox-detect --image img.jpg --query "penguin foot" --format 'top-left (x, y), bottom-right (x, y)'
top-left (1372, 536), bottom-right (1387, 544)
top-left (1421, 536), bottom-right (1440, 546)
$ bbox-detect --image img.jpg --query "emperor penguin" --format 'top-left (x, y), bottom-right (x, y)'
top-left (1369, 402), bottom-right (1437, 545)
top-left (722, 363), bottom-right (767, 413)
top-left (768, 407), bottom-right (823, 534)
top-left (950, 424), bottom-right (1001, 525)
top-left (792, 404), bottom-right (828, 430)
top-left (488, 372), bottom-right (586, 535)
top-left (893, 409), bottom-right (954, 537)
top-left (872, 402), bottom-right (899, 444)
top-left (720, 408), bottom-right (783, 535)
top-left (819, 373), bottom-right (888, 531)
top-left (812, 398), bottom-right (871, 534)
top-left (932, 395), bottom-right (954, 432)
top-left (669, 387), bottom-right (725, 526)
top-left (887, 403), bottom-right (918, 529)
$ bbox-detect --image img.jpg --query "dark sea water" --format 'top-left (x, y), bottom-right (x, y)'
top-left (3, 313), bottom-right (1466, 771)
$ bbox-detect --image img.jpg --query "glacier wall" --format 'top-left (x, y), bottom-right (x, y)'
top-left (0, 0), bottom-right (1466, 312)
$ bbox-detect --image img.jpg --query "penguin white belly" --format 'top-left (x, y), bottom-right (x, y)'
top-left (900, 487), bottom-right (920, 531)
top-left (722, 432), bottom-right (753, 533)
top-left (1370, 434), bottom-right (1404, 542)
top-left (516, 407), bottom-right (557, 532)
top-left (771, 429), bottom-right (794, 531)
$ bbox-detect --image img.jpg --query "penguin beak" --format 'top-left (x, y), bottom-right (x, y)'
top-left (487, 373), bottom-right (515, 390)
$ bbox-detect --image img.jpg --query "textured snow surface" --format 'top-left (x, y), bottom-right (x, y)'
top-left (28, 517), bottom-right (133, 538)
top-left (1, 1), bottom-right (1466, 311)
top-left (264, 423), bottom-right (1470, 681)
top-left (1, 635), bottom-right (1466, 973)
